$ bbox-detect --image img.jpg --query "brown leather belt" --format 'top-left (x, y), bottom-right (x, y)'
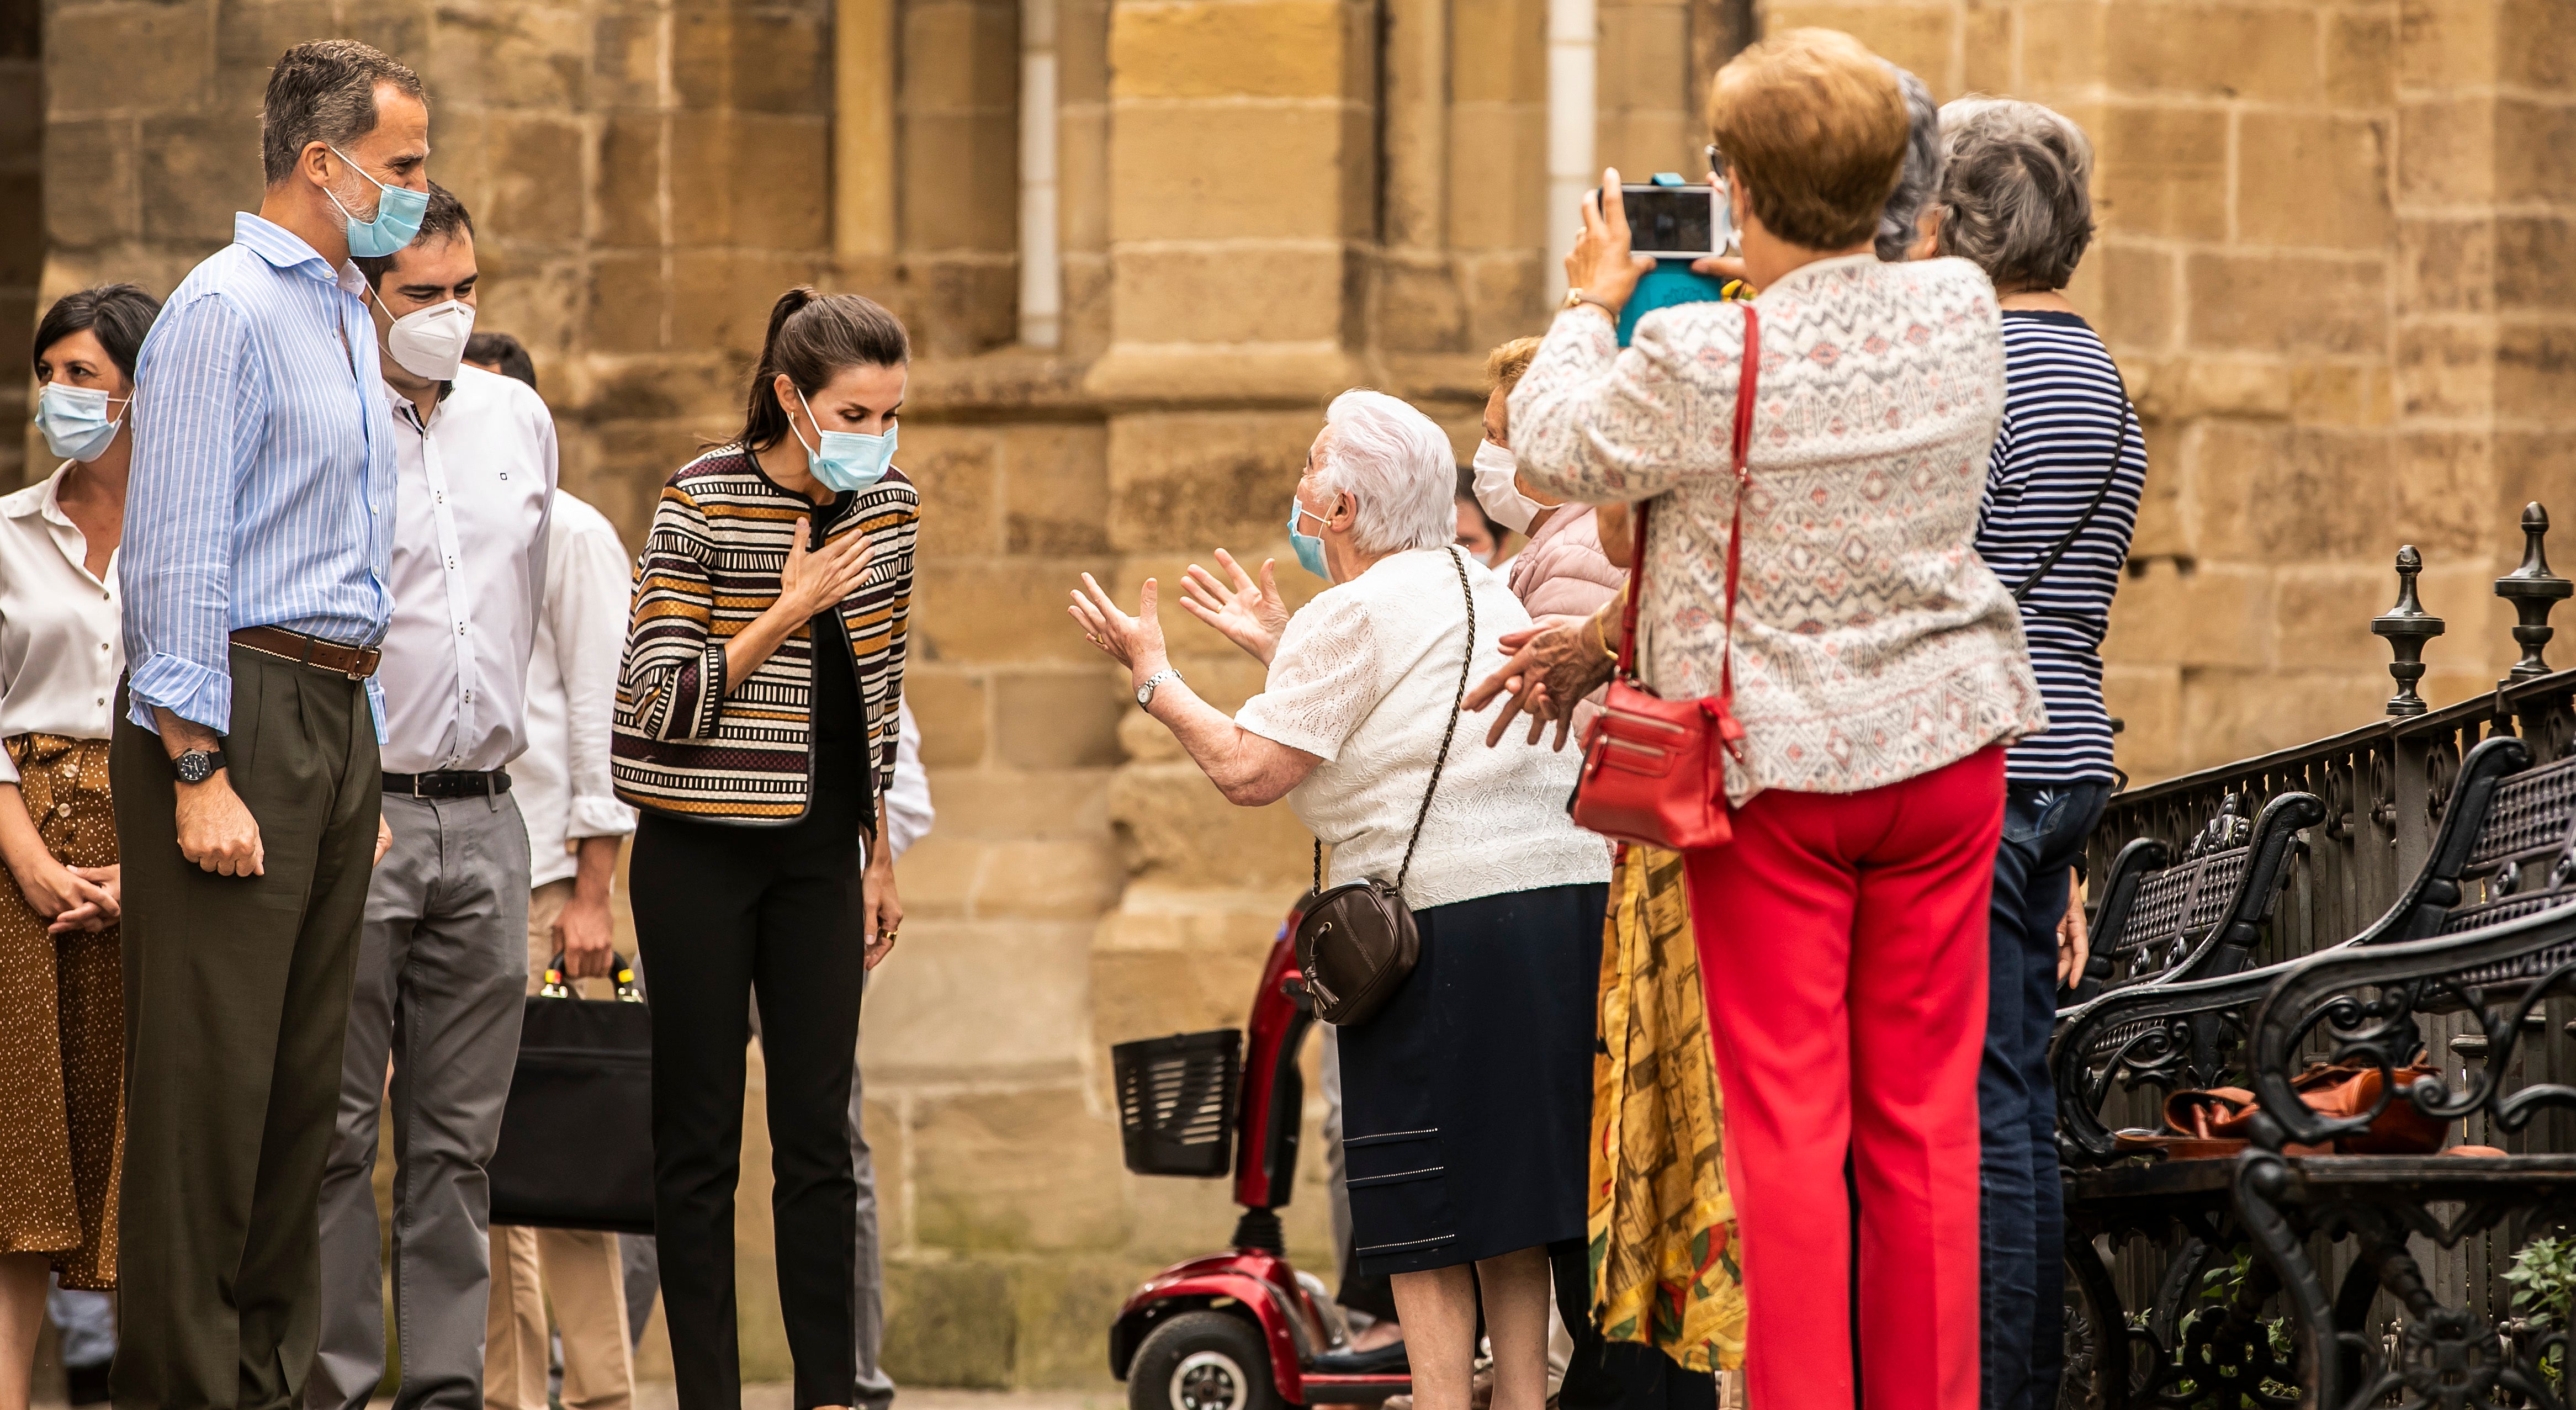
top-left (230, 626), bottom-right (384, 679)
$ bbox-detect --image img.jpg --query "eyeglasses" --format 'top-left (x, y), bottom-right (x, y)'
top-left (1704, 144), bottom-right (1726, 178)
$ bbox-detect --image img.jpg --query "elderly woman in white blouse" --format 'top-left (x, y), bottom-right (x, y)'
top-left (1069, 390), bottom-right (1610, 1410)
top-left (0, 282), bottom-right (159, 1402)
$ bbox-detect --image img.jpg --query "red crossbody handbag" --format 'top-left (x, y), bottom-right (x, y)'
top-left (1568, 303), bottom-right (1760, 851)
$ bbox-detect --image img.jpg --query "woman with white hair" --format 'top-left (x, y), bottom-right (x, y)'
top-left (1928, 96), bottom-right (2142, 1410)
top-left (1068, 389), bottom-right (1610, 1410)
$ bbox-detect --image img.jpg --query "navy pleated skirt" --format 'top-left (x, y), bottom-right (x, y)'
top-left (1335, 881), bottom-right (1607, 1276)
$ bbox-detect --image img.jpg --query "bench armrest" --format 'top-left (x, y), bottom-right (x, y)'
top-left (2336, 734), bottom-right (2530, 950)
top-left (2247, 886), bottom-right (2576, 1150)
top-left (2165, 791), bottom-right (2326, 985)
top-left (2050, 959), bottom-right (2299, 1164)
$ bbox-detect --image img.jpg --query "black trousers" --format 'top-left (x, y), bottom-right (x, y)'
top-left (109, 651), bottom-right (380, 1410)
top-left (1549, 1242), bottom-right (1720, 1410)
top-left (630, 761), bottom-right (870, 1410)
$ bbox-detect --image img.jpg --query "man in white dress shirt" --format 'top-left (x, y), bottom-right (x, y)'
top-left (463, 333), bottom-right (645, 1410)
top-left (308, 184), bottom-right (558, 1410)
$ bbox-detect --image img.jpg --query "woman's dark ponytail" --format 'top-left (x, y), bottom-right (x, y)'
top-left (735, 285), bottom-right (910, 452)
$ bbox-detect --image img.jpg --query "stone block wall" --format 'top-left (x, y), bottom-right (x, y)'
top-left (1766, 0), bottom-right (2576, 775)
top-left (32, 0), bottom-right (835, 531)
top-left (26, 0), bottom-right (2576, 1392)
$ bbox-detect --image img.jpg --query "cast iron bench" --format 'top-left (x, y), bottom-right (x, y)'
top-left (2050, 734), bottom-right (2572, 1406)
top-left (2069, 791), bottom-right (2322, 1005)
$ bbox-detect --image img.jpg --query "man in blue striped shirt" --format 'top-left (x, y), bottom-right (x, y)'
top-left (109, 39), bottom-right (427, 1410)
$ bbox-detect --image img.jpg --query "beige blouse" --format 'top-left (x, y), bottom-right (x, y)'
top-left (0, 464), bottom-right (122, 784)
top-left (1509, 254), bottom-right (2046, 804)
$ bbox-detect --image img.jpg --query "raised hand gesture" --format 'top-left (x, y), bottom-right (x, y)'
top-left (1068, 573), bottom-right (1170, 684)
top-left (1177, 549), bottom-right (1290, 665)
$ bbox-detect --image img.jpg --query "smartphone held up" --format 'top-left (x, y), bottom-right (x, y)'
top-left (1594, 176), bottom-right (1745, 347)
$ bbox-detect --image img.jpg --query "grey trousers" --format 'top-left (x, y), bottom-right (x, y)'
top-left (49, 1278), bottom-right (117, 1368)
top-left (306, 791), bottom-right (532, 1410)
top-left (847, 1048), bottom-right (894, 1410)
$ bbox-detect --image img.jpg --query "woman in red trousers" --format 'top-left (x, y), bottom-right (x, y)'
top-left (1467, 29), bottom-right (2045, 1410)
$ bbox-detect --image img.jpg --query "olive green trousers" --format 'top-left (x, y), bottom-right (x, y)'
top-left (109, 648), bottom-right (381, 1410)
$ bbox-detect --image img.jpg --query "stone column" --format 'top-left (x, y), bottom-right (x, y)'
top-left (2, 3), bottom-right (39, 490)
top-left (1085, 0), bottom-right (1381, 1249)
top-left (894, 0), bottom-right (1022, 356)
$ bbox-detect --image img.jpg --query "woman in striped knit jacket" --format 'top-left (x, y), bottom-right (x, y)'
top-left (611, 287), bottom-right (916, 1410)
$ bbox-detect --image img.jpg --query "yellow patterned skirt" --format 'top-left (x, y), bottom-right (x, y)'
top-left (0, 733), bottom-right (123, 1288)
top-left (1586, 844), bottom-right (1745, 1370)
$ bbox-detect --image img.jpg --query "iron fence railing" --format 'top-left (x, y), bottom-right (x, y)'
top-left (2078, 503), bottom-right (2576, 1369)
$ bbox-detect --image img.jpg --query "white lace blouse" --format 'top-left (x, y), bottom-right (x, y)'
top-left (1234, 545), bottom-right (1611, 912)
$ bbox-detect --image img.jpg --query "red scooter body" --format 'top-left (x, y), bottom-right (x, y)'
top-left (1109, 918), bottom-right (1409, 1410)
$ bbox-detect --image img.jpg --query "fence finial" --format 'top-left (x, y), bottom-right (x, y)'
top-left (2495, 503), bottom-right (2573, 687)
top-left (2373, 545), bottom-right (2444, 716)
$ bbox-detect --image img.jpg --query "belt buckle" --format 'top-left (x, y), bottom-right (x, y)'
top-left (348, 646), bottom-right (377, 682)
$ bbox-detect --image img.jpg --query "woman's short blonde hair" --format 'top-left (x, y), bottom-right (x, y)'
top-left (1706, 29), bottom-right (1911, 251)
top-left (1482, 336), bottom-right (1543, 396)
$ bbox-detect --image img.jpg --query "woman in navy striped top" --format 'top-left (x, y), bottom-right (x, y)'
top-left (1930, 97), bottom-right (2144, 1410)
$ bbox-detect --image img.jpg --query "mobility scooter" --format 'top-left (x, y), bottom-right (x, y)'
top-left (1108, 913), bottom-right (1410, 1410)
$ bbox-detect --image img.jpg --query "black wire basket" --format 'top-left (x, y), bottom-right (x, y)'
top-left (1111, 1028), bottom-right (1242, 1178)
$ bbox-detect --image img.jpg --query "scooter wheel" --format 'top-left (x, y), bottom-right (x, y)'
top-left (1127, 1310), bottom-right (1281, 1410)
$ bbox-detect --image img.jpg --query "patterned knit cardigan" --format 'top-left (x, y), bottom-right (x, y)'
top-left (1509, 253), bottom-right (2045, 806)
top-left (612, 444), bottom-right (917, 824)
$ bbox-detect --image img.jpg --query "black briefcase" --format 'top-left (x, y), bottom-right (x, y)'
top-left (486, 954), bottom-right (656, 1235)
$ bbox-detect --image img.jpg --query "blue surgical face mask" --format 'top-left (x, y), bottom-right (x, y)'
top-left (324, 144), bottom-right (430, 259)
top-left (793, 389), bottom-right (897, 492)
top-left (34, 383), bottom-right (127, 463)
top-left (1287, 499), bottom-right (1331, 580)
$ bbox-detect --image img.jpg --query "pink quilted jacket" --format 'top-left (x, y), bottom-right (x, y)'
top-left (1507, 504), bottom-right (1626, 621)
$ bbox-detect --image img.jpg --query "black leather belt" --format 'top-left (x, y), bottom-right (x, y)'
top-left (382, 770), bottom-right (512, 799)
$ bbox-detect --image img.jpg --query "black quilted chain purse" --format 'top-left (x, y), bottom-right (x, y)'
top-left (1293, 545), bottom-right (1476, 1026)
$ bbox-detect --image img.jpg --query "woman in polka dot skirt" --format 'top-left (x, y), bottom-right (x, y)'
top-left (0, 284), bottom-right (157, 1410)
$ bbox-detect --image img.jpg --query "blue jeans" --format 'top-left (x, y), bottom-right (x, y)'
top-left (1979, 780), bottom-right (2107, 1410)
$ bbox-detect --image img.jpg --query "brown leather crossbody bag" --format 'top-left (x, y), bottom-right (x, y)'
top-left (1294, 545), bottom-right (1477, 1027)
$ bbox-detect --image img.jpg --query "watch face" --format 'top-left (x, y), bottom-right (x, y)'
top-left (176, 751), bottom-right (213, 784)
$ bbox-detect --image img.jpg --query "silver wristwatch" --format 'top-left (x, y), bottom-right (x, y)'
top-left (1136, 667), bottom-right (1183, 708)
